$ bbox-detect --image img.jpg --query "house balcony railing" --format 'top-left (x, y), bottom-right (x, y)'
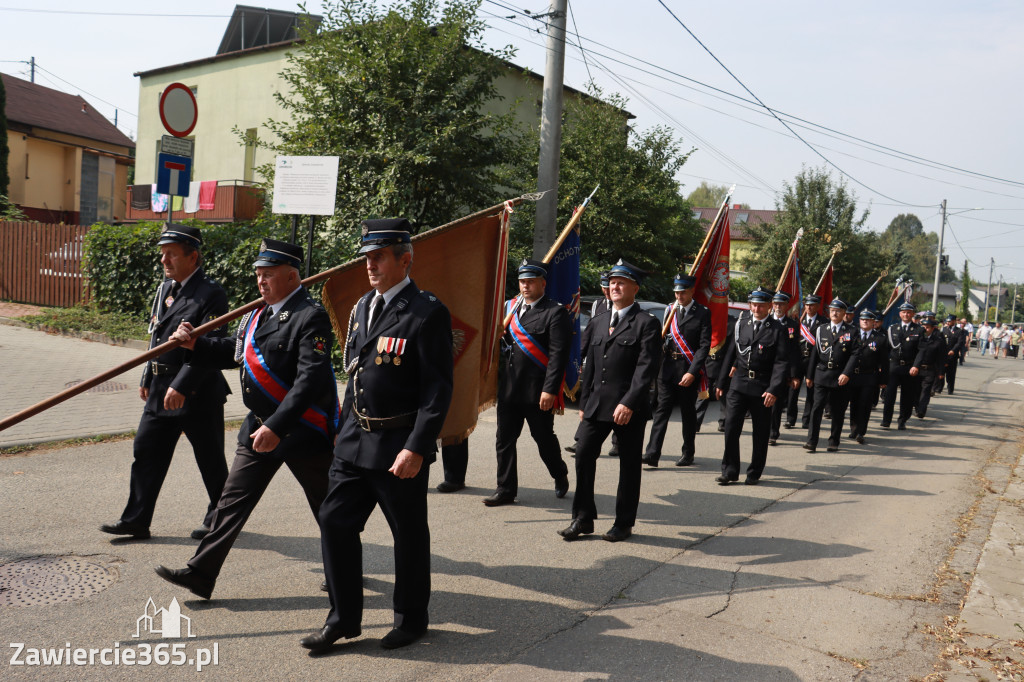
top-left (123, 180), bottom-right (264, 223)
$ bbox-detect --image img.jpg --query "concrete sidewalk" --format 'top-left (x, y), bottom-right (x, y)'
top-left (1, 324), bottom-right (1023, 680)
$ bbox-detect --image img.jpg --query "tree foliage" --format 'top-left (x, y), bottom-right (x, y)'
top-left (261, 0), bottom-right (524, 271)
top-left (959, 260), bottom-right (972, 319)
top-left (744, 166), bottom-right (880, 301)
top-left (877, 213), bottom-right (955, 294)
top-left (507, 85), bottom-right (703, 300)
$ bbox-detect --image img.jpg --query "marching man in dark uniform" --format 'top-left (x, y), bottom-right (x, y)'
top-left (716, 287), bottom-right (789, 485)
top-left (768, 292), bottom-right (802, 446)
top-left (101, 224), bottom-right (229, 541)
top-left (695, 310), bottom-right (735, 435)
top-left (847, 309), bottom-right (888, 444)
top-left (305, 219), bottom-right (453, 652)
top-left (937, 314), bottom-right (965, 395)
top-left (560, 259), bottom-right (660, 542)
top-left (156, 239), bottom-right (340, 599)
top-left (881, 302), bottom-right (924, 430)
top-left (484, 258), bottom-right (571, 506)
top-left (643, 273), bottom-right (711, 468)
top-left (915, 315), bottom-right (946, 419)
top-left (789, 294), bottom-right (827, 430)
top-left (804, 299), bottom-right (861, 453)
top-left (566, 271), bottom-right (613, 456)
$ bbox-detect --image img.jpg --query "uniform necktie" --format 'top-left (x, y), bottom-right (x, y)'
top-left (833, 325), bottom-right (839, 335)
top-left (369, 294), bottom-right (384, 328)
top-left (522, 303), bottom-right (531, 316)
top-left (170, 282), bottom-right (181, 299)
top-left (753, 320), bottom-right (761, 335)
top-left (610, 311), bottom-right (620, 332)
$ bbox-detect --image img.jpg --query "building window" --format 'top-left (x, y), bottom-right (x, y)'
top-left (734, 212), bottom-right (749, 224)
top-left (692, 209), bottom-right (701, 220)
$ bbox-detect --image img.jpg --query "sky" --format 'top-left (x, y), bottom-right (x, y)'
top-left (2, 0), bottom-right (1023, 286)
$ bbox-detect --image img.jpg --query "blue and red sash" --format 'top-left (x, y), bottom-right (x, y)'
top-left (800, 320), bottom-right (816, 345)
top-left (669, 306), bottom-right (709, 396)
top-left (505, 297), bottom-right (564, 410)
top-left (242, 306), bottom-right (340, 440)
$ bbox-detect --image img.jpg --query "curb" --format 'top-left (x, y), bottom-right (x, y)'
top-left (0, 316), bottom-right (149, 351)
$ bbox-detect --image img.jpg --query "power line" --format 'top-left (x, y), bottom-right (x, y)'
top-left (566, 1), bottom-right (592, 84)
top-left (32, 63), bottom-right (137, 119)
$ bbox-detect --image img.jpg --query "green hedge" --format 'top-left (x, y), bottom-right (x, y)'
top-left (84, 219), bottom-right (288, 318)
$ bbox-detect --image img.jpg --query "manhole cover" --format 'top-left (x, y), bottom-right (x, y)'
top-left (64, 379), bottom-right (129, 394)
top-left (0, 556), bottom-right (118, 607)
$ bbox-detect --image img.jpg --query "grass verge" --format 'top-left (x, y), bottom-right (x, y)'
top-left (16, 304), bottom-right (148, 342)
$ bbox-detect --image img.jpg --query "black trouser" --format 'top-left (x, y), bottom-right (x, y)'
top-left (695, 356), bottom-right (723, 432)
top-left (494, 399), bottom-right (567, 495)
top-left (882, 366), bottom-right (920, 425)
top-left (122, 406), bottom-right (227, 529)
top-left (644, 376), bottom-right (699, 463)
top-left (848, 383), bottom-right (879, 438)
top-left (786, 368), bottom-right (807, 426)
top-left (806, 383), bottom-right (850, 448)
top-left (440, 440), bottom-right (468, 485)
top-left (188, 443), bottom-right (330, 581)
top-left (937, 357), bottom-right (957, 394)
top-left (572, 416), bottom-right (645, 528)
top-left (917, 368), bottom-right (940, 417)
top-left (770, 381), bottom-right (793, 439)
top-left (320, 459), bottom-right (431, 634)
top-left (721, 389), bottom-right (771, 481)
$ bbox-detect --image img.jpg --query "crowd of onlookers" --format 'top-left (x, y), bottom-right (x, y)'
top-left (973, 320), bottom-right (1023, 359)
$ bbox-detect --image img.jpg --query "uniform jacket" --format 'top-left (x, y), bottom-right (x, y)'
top-left (917, 331), bottom-right (947, 372)
top-left (798, 313), bottom-right (827, 374)
top-left (849, 328), bottom-right (890, 387)
top-left (940, 325), bottom-right (966, 362)
top-left (717, 313), bottom-right (790, 398)
top-left (501, 295), bottom-right (571, 403)
top-left (336, 281), bottom-right (453, 470)
top-left (579, 304), bottom-right (661, 422)
top-left (807, 321), bottom-right (861, 388)
top-left (886, 321), bottom-right (926, 369)
top-left (189, 287), bottom-right (338, 457)
top-left (142, 268), bottom-right (230, 417)
top-left (659, 301), bottom-right (712, 383)
top-left (590, 297), bottom-right (612, 318)
top-left (774, 314), bottom-right (802, 379)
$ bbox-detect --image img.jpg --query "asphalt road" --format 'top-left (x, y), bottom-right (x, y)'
top-left (2, 350), bottom-right (1023, 680)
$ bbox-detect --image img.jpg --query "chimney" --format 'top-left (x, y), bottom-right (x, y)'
top-left (733, 203), bottom-right (741, 209)
top-left (81, 104), bottom-right (87, 113)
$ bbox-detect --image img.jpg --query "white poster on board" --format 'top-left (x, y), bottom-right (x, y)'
top-left (271, 156), bottom-right (340, 215)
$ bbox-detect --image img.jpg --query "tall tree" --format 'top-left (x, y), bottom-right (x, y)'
top-left (743, 166), bottom-right (880, 301)
top-left (506, 85), bottom-right (703, 298)
top-left (687, 181), bottom-right (729, 208)
top-left (878, 213), bottom-right (955, 296)
top-left (0, 75), bottom-right (10, 201)
top-left (959, 260), bottom-right (972, 319)
top-left (261, 0), bottom-right (525, 267)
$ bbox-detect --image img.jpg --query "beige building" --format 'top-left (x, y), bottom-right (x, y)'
top-left (692, 205), bottom-right (779, 274)
top-left (2, 73), bottom-right (135, 224)
top-left (133, 5), bottom-right (626, 189)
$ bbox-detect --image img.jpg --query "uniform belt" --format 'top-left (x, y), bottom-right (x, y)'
top-left (150, 361), bottom-right (181, 375)
top-left (817, 362), bottom-right (837, 370)
top-left (899, 360), bottom-right (907, 366)
top-left (351, 406), bottom-right (417, 432)
top-left (747, 370), bottom-right (768, 380)
top-left (920, 364), bottom-right (929, 370)
top-left (854, 368), bottom-right (863, 374)
top-left (668, 351), bottom-right (689, 360)
top-left (802, 349), bottom-right (810, 357)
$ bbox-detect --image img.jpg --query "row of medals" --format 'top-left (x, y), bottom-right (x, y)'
top-left (375, 336), bottom-right (402, 366)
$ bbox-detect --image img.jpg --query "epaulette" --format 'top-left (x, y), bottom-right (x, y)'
top-left (419, 290), bottom-right (441, 304)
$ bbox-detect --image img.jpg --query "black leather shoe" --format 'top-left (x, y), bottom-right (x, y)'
top-left (558, 518), bottom-right (594, 540)
top-left (381, 627), bottom-right (426, 650)
top-left (768, 438), bottom-right (777, 446)
top-left (564, 443), bottom-right (576, 453)
top-left (897, 420), bottom-right (907, 430)
top-left (436, 480), bottom-right (465, 493)
top-left (675, 455), bottom-right (694, 467)
top-left (917, 412), bottom-right (926, 419)
top-left (744, 476), bottom-right (760, 485)
top-left (642, 455), bottom-right (659, 468)
top-left (802, 442), bottom-right (815, 452)
top-left (300, 625), bottom-right (360, 652)
top-left (879, 422), bottom-right (890, 429)
top-left (482, 491), bottom-right (516, 507)
top-left (608, 448), bottom-right (619, 457)
top-left (154, 565), bottom-right (214, 600)
top-left (602, 526), bottom-right (632, 542)
top-left (855, 435), bottom-right (865, 444)
top-left (717, 423), bottom-right (725, 432)
top-left (826, 443), bottom-right (839, 452)
top-left (320, 580), bottom-right (328, 592)
top-left (554, 476), bottom-right (569, 498)
top-left (783, 422), bottom-right (795, 430)
top-left (100, 520), bottom-right (150, 539)
top-left (190, 524), bottom-right (210, 540)
top-left (715, 475), bottom-right (734, 486)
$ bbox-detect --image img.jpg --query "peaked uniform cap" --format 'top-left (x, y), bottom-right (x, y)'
top-left (254, 238), bottom-right (303, 268)
top-left (157, 223), bottom-right (202, 249)
top-left (358, 218), bottom-right (413, 254)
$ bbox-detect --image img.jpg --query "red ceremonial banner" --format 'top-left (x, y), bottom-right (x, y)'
top-left (816, 263), bottom-right (834, 306)
top-left (777, 244), bottom-right (802, 316)
top-left (692, 212), bottom-right (731, 353)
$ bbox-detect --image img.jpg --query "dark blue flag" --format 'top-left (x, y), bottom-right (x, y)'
top-left (545, 227), bottom-right (582, 399)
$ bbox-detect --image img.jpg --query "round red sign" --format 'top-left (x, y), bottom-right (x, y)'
top-left (159, 83), bottom-right (198, 138)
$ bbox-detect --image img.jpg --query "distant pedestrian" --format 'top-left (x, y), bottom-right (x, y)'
top-left (977, 321), bottom-right (991, 356)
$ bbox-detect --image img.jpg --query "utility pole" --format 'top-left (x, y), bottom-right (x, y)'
top-left (532, 0), bottom-right (568, 260)
top-left (931, 199), bottom-right (947, 313)
top-left (985, 257), bottom-right (994, 323)
top-left (1013, 282), bottom-right (1018, 325)
top-left (29, 56), bottom-right (35, 83)
top-left (996, 275), bottom-right (1003, 323)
